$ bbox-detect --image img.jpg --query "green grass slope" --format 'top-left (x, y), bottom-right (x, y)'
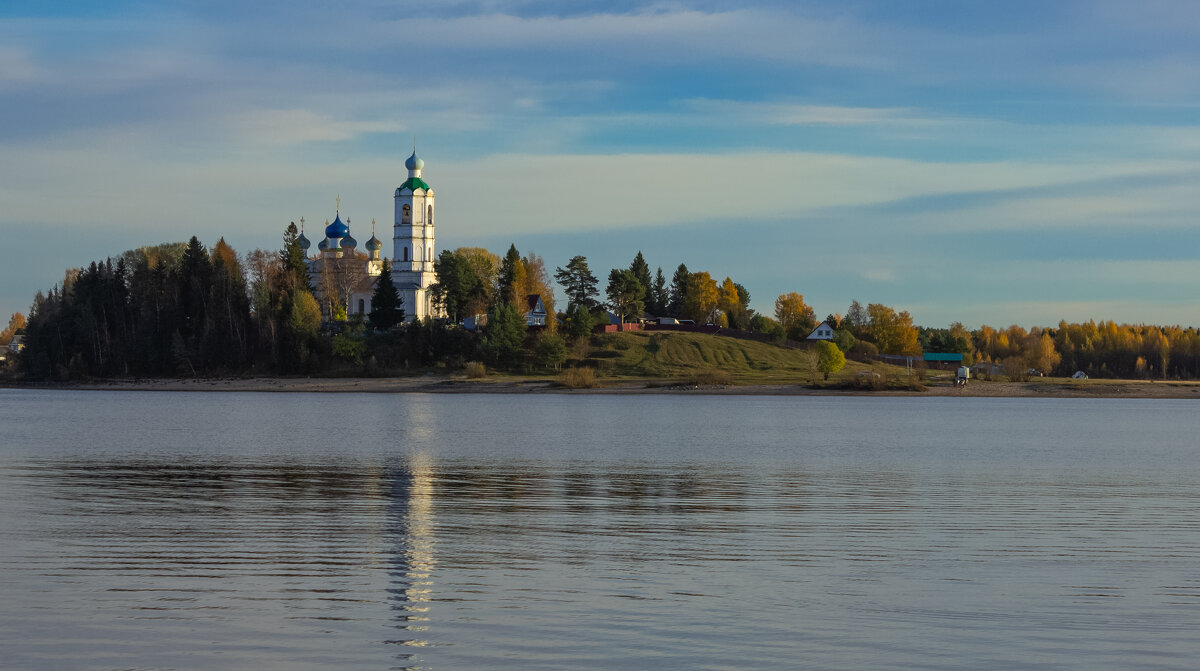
top-left (583, 331), bottom-right (895, 385)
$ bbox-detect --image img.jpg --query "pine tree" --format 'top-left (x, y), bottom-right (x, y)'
top-left (369, 260), bottom-right (404, 329)
top-left (606, 269), bottom-right (646, 323)
top-left (554, 255), bottom-right (600, 310)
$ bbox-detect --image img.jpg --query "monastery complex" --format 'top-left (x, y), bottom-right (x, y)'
top-left (299, 150), bottom-right (439, 322)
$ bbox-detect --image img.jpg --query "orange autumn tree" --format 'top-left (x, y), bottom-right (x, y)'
top-left (867, 303), bottom-right (920, 356)
top-left (683, 272), bottom-right (719, 323)
top-left (774, 292), bottom-right (817, 340)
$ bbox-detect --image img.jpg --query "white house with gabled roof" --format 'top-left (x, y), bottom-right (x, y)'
top-left (806, 321), bottom-right (836, 341)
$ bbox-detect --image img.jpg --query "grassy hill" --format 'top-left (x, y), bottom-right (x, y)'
top-left (577, 330), bottom-right (901, 386)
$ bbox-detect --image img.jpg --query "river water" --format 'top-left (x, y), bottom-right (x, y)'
top-left (2, 389), bottom-right (1199, 669)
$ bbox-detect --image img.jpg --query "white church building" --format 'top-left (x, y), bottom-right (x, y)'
top-left (302, 150), bottom-right (441, 323)
top-left (391, 150), bottom-right (438, 321)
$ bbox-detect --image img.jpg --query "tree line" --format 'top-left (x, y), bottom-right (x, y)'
top-left (16, 225), bottom-right (324, 379)
top-left (10, 230), bottom-right (1200, 381)
top-left (960, 321), bottom-right (1200, 379)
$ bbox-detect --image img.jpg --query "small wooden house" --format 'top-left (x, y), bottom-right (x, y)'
top-left (524, 295), bottom-right (547, 327)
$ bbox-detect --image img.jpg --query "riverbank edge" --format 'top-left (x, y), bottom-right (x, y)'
top-left (5, 375), bottom-right (1200, 398)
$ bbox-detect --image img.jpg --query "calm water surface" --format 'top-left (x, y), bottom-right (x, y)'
top-left (2, 389), bottom-right (1200, 670)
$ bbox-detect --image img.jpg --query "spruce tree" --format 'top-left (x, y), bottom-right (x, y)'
top-left (629, 251), bottom-right (652, 300)
top-left (176, 236), bottom-right (212, 364)
top-left (369, 260), bottom-right (404, 329)
top-left (668, 263), bottom-right (690, 316)
top-left (563, 302), bottom-right (594, 341)
top-left (497, 244), bottom-right (522, 306)
top-left (650, 267), bottom-right (668, 316)
top-left (430, 250), bottom-right (463, 322)
top-left (483, 299), bottom-right (526, 367)
top-left (280, 222), bottom-right (308, 293)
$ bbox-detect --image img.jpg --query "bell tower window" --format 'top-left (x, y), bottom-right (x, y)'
top-left (427, 205), bottom-right (433, 226)
top-left (402, 204), bottom-right (411, 224)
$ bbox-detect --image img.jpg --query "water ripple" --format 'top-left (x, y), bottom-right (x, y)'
top-left (4, 392), bottom-right (1200, 669)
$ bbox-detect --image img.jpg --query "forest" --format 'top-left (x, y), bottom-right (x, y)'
top-left (6, 224), bottom-right (1200, 382)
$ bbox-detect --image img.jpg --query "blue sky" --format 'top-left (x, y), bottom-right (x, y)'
top-left (3, 0), bottom-right (1200, 328)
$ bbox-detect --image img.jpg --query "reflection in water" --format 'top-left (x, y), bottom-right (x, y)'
top-left (387, 455), bottom-right (437, 664)
top-left (399, 394), bottom-right (437, 443)
top-left (5, 391), bottom-right (1200, 669)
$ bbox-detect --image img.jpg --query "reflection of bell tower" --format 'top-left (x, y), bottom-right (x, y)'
top-left (387, 454), bottom-right (437, 654)
top-left (392, 149), bottom-right (437, 321)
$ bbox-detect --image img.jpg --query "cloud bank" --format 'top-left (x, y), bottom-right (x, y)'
top-left (3, 1), bottom-right (1200, 327)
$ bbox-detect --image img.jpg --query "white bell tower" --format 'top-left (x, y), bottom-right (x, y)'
top-left (393, 149), bottom-right (438, 321)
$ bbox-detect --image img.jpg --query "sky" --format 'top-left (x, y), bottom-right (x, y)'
top-left (3, 0), bottom-right (1200, 328)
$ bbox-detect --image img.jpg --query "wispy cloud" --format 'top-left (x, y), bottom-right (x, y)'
top-left (249, 7), bottom-right (891, 69)
top-left (5, 1), bottom-right (1200, 326)
top-left (0, 45), bottom-right (41, 88)
top-left (682, 99), bottom-right (946, 127)
top-left (230, 109), bottom-right (401, 145)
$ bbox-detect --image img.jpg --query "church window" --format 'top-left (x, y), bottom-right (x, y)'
top-left (427, 247), bottom-right (432, 262)
top-left (427, 205), bottom-right (433, 226)
top-left (402, 204), bottom-right (411, 224)
top-left (403, 246), bottom-right (409, 262)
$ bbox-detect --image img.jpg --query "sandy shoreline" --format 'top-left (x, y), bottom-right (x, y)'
top-left (6, 375), bottom-right (1200, 398)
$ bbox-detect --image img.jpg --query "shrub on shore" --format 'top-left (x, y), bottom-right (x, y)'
top-left (464, 361), bottom-right (487, 378)
top-left (687, 369), bottom-right (734, 386)
top-left (559, 367), bottom-right (596, 388)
